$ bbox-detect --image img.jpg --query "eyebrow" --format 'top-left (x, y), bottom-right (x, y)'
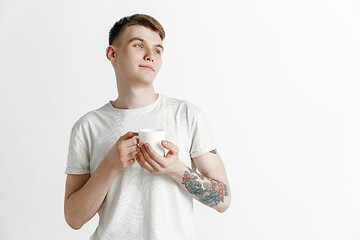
top-left (128, 37), bottom-right (164, 52)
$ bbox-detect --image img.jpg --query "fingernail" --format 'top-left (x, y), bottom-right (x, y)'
top-left (163, 140), bottom-right (167, 145)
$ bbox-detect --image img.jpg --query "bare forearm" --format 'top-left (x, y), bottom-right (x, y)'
top-left (65, 158), bottom-right (118, 229)
top-left (167, 162), bottom-right (231, 213)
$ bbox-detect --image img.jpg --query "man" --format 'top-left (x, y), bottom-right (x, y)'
top-left (64, 13), bottom-right (231, 240)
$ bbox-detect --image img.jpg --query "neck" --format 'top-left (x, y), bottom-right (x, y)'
top-left (111, 86), bottom-right (158, 110)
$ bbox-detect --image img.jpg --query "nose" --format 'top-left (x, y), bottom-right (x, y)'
top-left (144, 55), bottom-right (154, 62)
top-left (144, 50), bottom-right (155, 62)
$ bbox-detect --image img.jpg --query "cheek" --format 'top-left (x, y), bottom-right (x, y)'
top-left (156, 57), bottom-right (162, 67)
top-left (116, 59), bottom-right (134, 75)
top-left (118, 52), bottom-right (136, 66)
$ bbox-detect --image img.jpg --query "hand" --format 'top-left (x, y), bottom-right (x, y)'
top-left (104, 131), bottom-right (139, 173)
top-left (135, 140), bottom-right (183, 176)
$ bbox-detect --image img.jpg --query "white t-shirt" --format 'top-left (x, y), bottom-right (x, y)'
top-left (65, 93), bottom-right (217, 240)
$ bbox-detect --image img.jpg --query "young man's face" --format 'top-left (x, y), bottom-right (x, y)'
top-left (109, 25), bottom-right (163, 85)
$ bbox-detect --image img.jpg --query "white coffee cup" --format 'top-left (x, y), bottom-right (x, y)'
top-left (135, 129), bottom-right (166, 156)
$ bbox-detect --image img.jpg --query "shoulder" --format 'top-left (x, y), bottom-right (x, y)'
top-left (161, 94), bottom-right (202, 115)
top-left (70, 103), bottom-right (108, 135)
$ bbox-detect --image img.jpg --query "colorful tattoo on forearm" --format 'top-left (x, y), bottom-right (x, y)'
top-left (181, 167), bottom-right (228, 207)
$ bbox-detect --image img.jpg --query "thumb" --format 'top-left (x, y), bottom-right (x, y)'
top-left (161, 140), bottom-right (178, 154)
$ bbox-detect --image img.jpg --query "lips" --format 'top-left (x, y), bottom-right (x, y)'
top-left (139, 65), bottom-right (154, 72)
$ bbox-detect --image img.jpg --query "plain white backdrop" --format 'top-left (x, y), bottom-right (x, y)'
top-left (0, 0), bottom-right (359, 239)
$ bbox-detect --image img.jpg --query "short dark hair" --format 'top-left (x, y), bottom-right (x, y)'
top-left (108, 13), bottom-right (165, 46)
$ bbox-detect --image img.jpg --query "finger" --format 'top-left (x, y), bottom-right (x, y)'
top-left (119, 131), bottom-right (139, 141)
top-left (117, 146), bottom-right (137, 161)
top-left (136, 148), bottom-right (155, 172)
top-left (144, 143), bottom-right (167, 168)
top-left (161, 140), bottom-right (179, 154)
top-left (140, 144), bottom-right (162, 172)
top-left (125, 158), bottom-right (136, 167)
top-left (126, 151), bottom-right (137, 162)
top-left (122, 136), bottom-right (140, 148)
top-left (126, 145), bottom-right (138, 153)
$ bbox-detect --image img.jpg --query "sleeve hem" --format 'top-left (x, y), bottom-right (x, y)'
top-left (190, 145), bottom-right (217, 158)
top-left (65, 168), bottom-right (90, 175)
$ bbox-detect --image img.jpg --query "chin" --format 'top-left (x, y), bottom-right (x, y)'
top-left (136, 76), bottom-right (155, 84)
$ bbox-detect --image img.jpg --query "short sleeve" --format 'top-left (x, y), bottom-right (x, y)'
top-left (189, 107), bottom-right (217, 158)
top-left (65, 122), bottom-right (90, 175)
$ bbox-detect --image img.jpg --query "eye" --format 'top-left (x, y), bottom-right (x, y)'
top-left (134, 43), bottom-right (161, 55)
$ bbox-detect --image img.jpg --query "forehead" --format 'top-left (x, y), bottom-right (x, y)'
top-left (122, 25), bottom-right (162, 43)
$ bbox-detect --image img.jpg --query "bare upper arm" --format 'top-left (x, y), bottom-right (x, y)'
top-left (64, 173), bottom-right (91, 201)
top-left (191, 150), bottom-right (230, 189)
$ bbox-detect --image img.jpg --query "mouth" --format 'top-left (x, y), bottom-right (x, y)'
top-left (139, 65), bottom-right (155, 72)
